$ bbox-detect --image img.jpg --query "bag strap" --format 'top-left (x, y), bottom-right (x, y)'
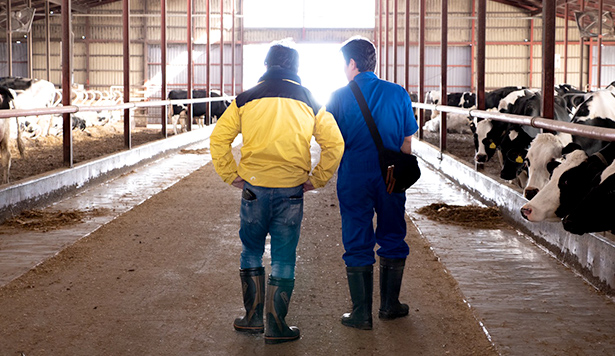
top-left (348, 80), bottom-right (385, 153)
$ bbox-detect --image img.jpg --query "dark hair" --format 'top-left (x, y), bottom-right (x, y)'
top-left (264, 44), bottom-right (300, 73)
top-left (340, 37), bottom-right (377, 72)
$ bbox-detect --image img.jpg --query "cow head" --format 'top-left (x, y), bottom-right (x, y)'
top-left (474, 119), bottom-right (508, 163)
top-left (520, 149), bottom-right (589, 222)
top-left (499, 126), bottom-right (533, 181)
top-left (520, 143), bottom-right (611, 222)
top-left (459, 92), bottom-right (476, 108)
top-left (501, 146), bottom-right (528, 181)
top-left (562, 163), bottom-right (615, 235)
top-left (524, 133), bottom-right (564, 200)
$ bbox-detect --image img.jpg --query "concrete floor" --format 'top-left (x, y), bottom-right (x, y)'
top-left (1, 136), bottom-right (615, 355)
top-left (405, 163), bottom-right (615, 355)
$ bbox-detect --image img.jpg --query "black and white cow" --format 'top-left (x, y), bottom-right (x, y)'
top-left (568, 85), bottom-right (615, 155)
top-left (424, 90), bottom-right (475, 116)
top-left (0, 86), bottom-right (24, 184)
top-left (520, 142), bottom-right (615, 222)
top-left (0, 76), bottom-right (59, 138)
top-left (555, 83), bottom-right (588, 115)
top-left (497, 91), bottom-right (570, 181)
top-left (523, 133), bottom-right (571, 200)
top-left (474, 89), bottom-right (570, 185)
top-left (473, 89), bottom-right (538, 164)
top-left (471, 87), bottom-right (529, 157)
top-left (561, 159), bottom-right (615, 235)
top-left (423, 90), bottom-right (476, 133)
top-left (167, 89), bottom-right (230, 134)
top-left (484, 86), bottom-right (527, 110)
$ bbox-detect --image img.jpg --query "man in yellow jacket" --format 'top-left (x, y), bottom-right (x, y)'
top-left (210, 42), bottom-right (344, 345)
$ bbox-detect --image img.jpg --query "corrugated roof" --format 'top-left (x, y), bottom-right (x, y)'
top-left (492, 0), bottom-right (615, 21)
top-left (0, 0), bottom-right (118, 31)
top-left (2, 0), bottom-right (615, 28)
top-left (5, 0), bottom-right (118, 15)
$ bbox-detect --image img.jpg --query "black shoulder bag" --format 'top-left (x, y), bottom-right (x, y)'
top-left (349, 80), bottom-right (421, 194)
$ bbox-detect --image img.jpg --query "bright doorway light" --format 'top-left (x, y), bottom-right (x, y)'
top-left (244, 0), bottom-right (375, 28)
top-left (243, 43), bottom-right (349, 105)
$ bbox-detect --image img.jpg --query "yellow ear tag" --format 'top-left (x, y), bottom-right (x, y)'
top-left (515, 156), bottom-right (524, 163)
top-left (489, 142), bottom-right (496, 149)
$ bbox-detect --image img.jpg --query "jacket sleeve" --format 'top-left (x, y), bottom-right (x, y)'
top-left (210, 100), bottom-right (241, 185)
top-left (310, 106), bottom-right (345, 188)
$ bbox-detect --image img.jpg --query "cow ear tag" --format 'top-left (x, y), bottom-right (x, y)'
top-left (515, 156), bottom-right (523, 163)
top-left (489, 142), bottom-right (496, 149)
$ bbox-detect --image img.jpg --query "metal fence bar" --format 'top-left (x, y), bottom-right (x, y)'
top-left (0, 96), bottom-right (236, 119)
top-left (412, 102), bottom-right (615, 142)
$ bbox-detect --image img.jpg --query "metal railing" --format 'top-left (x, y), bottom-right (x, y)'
top-left (0, 95), bottom-right (236, 120)
top-left (413, 102), bottom-right (615, 142)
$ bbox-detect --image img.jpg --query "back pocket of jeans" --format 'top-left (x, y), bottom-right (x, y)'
top-left (282, 196), bottom-right (303, 226)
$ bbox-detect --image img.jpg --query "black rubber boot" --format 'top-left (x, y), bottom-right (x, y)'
top-left (233, 267), bottom-right (265, 334)
top-left (341, 265), bottom-right (373, 330)
top-left (378, 257), bottom-right (410, 320)
top-left (264, 276), bottom-right (300, 344)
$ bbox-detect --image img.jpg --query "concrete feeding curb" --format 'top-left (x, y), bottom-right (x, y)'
top-left (413, 139), bottom-right (615, 295)
top-left (0, 127), bottom-right (213, 222)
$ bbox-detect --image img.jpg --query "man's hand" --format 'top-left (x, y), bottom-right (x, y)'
top-left (231, 176), bottom-right (245, 189)
top-left (303, 179), bottom-right (315, 192)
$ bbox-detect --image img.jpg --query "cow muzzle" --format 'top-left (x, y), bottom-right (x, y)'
top-left (475, 153), bottom-right (487, 163)
top-left (520, 206), bottom-right (532, 220)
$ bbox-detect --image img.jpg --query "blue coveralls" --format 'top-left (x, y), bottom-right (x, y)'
top-left (327, 71), bottom-right (418, 267)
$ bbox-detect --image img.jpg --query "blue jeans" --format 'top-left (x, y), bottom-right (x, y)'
top-left (239, 182), bottom-right (304, 279)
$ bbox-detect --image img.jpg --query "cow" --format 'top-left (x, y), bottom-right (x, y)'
top-left (473, 89), bottom-right (537, 164)
top-left (568, 85), bottom-right (615, 155)
top-left (423, 112), bottom-right (473, 134)
top-left (469, 87), bottom-right (528, 157)
top-left (424, 87), bottom-right (522, 134)
top-left (496, 91), bottom-right (569, 181)
top-left (473, 116), bottom-right (508, 164)
top-left (555, 83), bottom-right (588, 115)
top-left (0, 77), bottom-right (59, 138)
top-left (561, 160), bottom-right (615, 235)
top-left (520, 142), bottom-right (615, 222)
top-left (523, 133), bottom-right (572, 200)
top-left (0, 86), bottom-right (24, 184)
top-left (520, 84), bottom-right (615, 200)
top-left (474, 89), bottom-right (570, 185)
top-left (423, 90), bottom-right (476, 133)
top-left (485, 86), bottom-right (526, 110)
top-left (469, 86), bottom-right (527, 150)
top-left (167, 89), bottom-right (230, 135)
top-left (424, 90), bottom-right (476, 120)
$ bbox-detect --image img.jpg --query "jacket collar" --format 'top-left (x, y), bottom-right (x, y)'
top-left (258, 66), bottom-right (302, 85)
top-left (353, 71), bottom-right (377, 82)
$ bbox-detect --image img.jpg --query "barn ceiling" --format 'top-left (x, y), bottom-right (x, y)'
top-left (2, 0), bottom-right (117, 16)
top-left (0, 0), bottom-right (614, 26)
top-left (492, 0), bottom-right (615, 21)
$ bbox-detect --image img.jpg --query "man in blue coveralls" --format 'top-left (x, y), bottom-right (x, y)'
top-left (327, 37), bottom-right (419, 330)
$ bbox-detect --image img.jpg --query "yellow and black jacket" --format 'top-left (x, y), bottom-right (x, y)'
top-left (210, 67), bottom-right (344, 189)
